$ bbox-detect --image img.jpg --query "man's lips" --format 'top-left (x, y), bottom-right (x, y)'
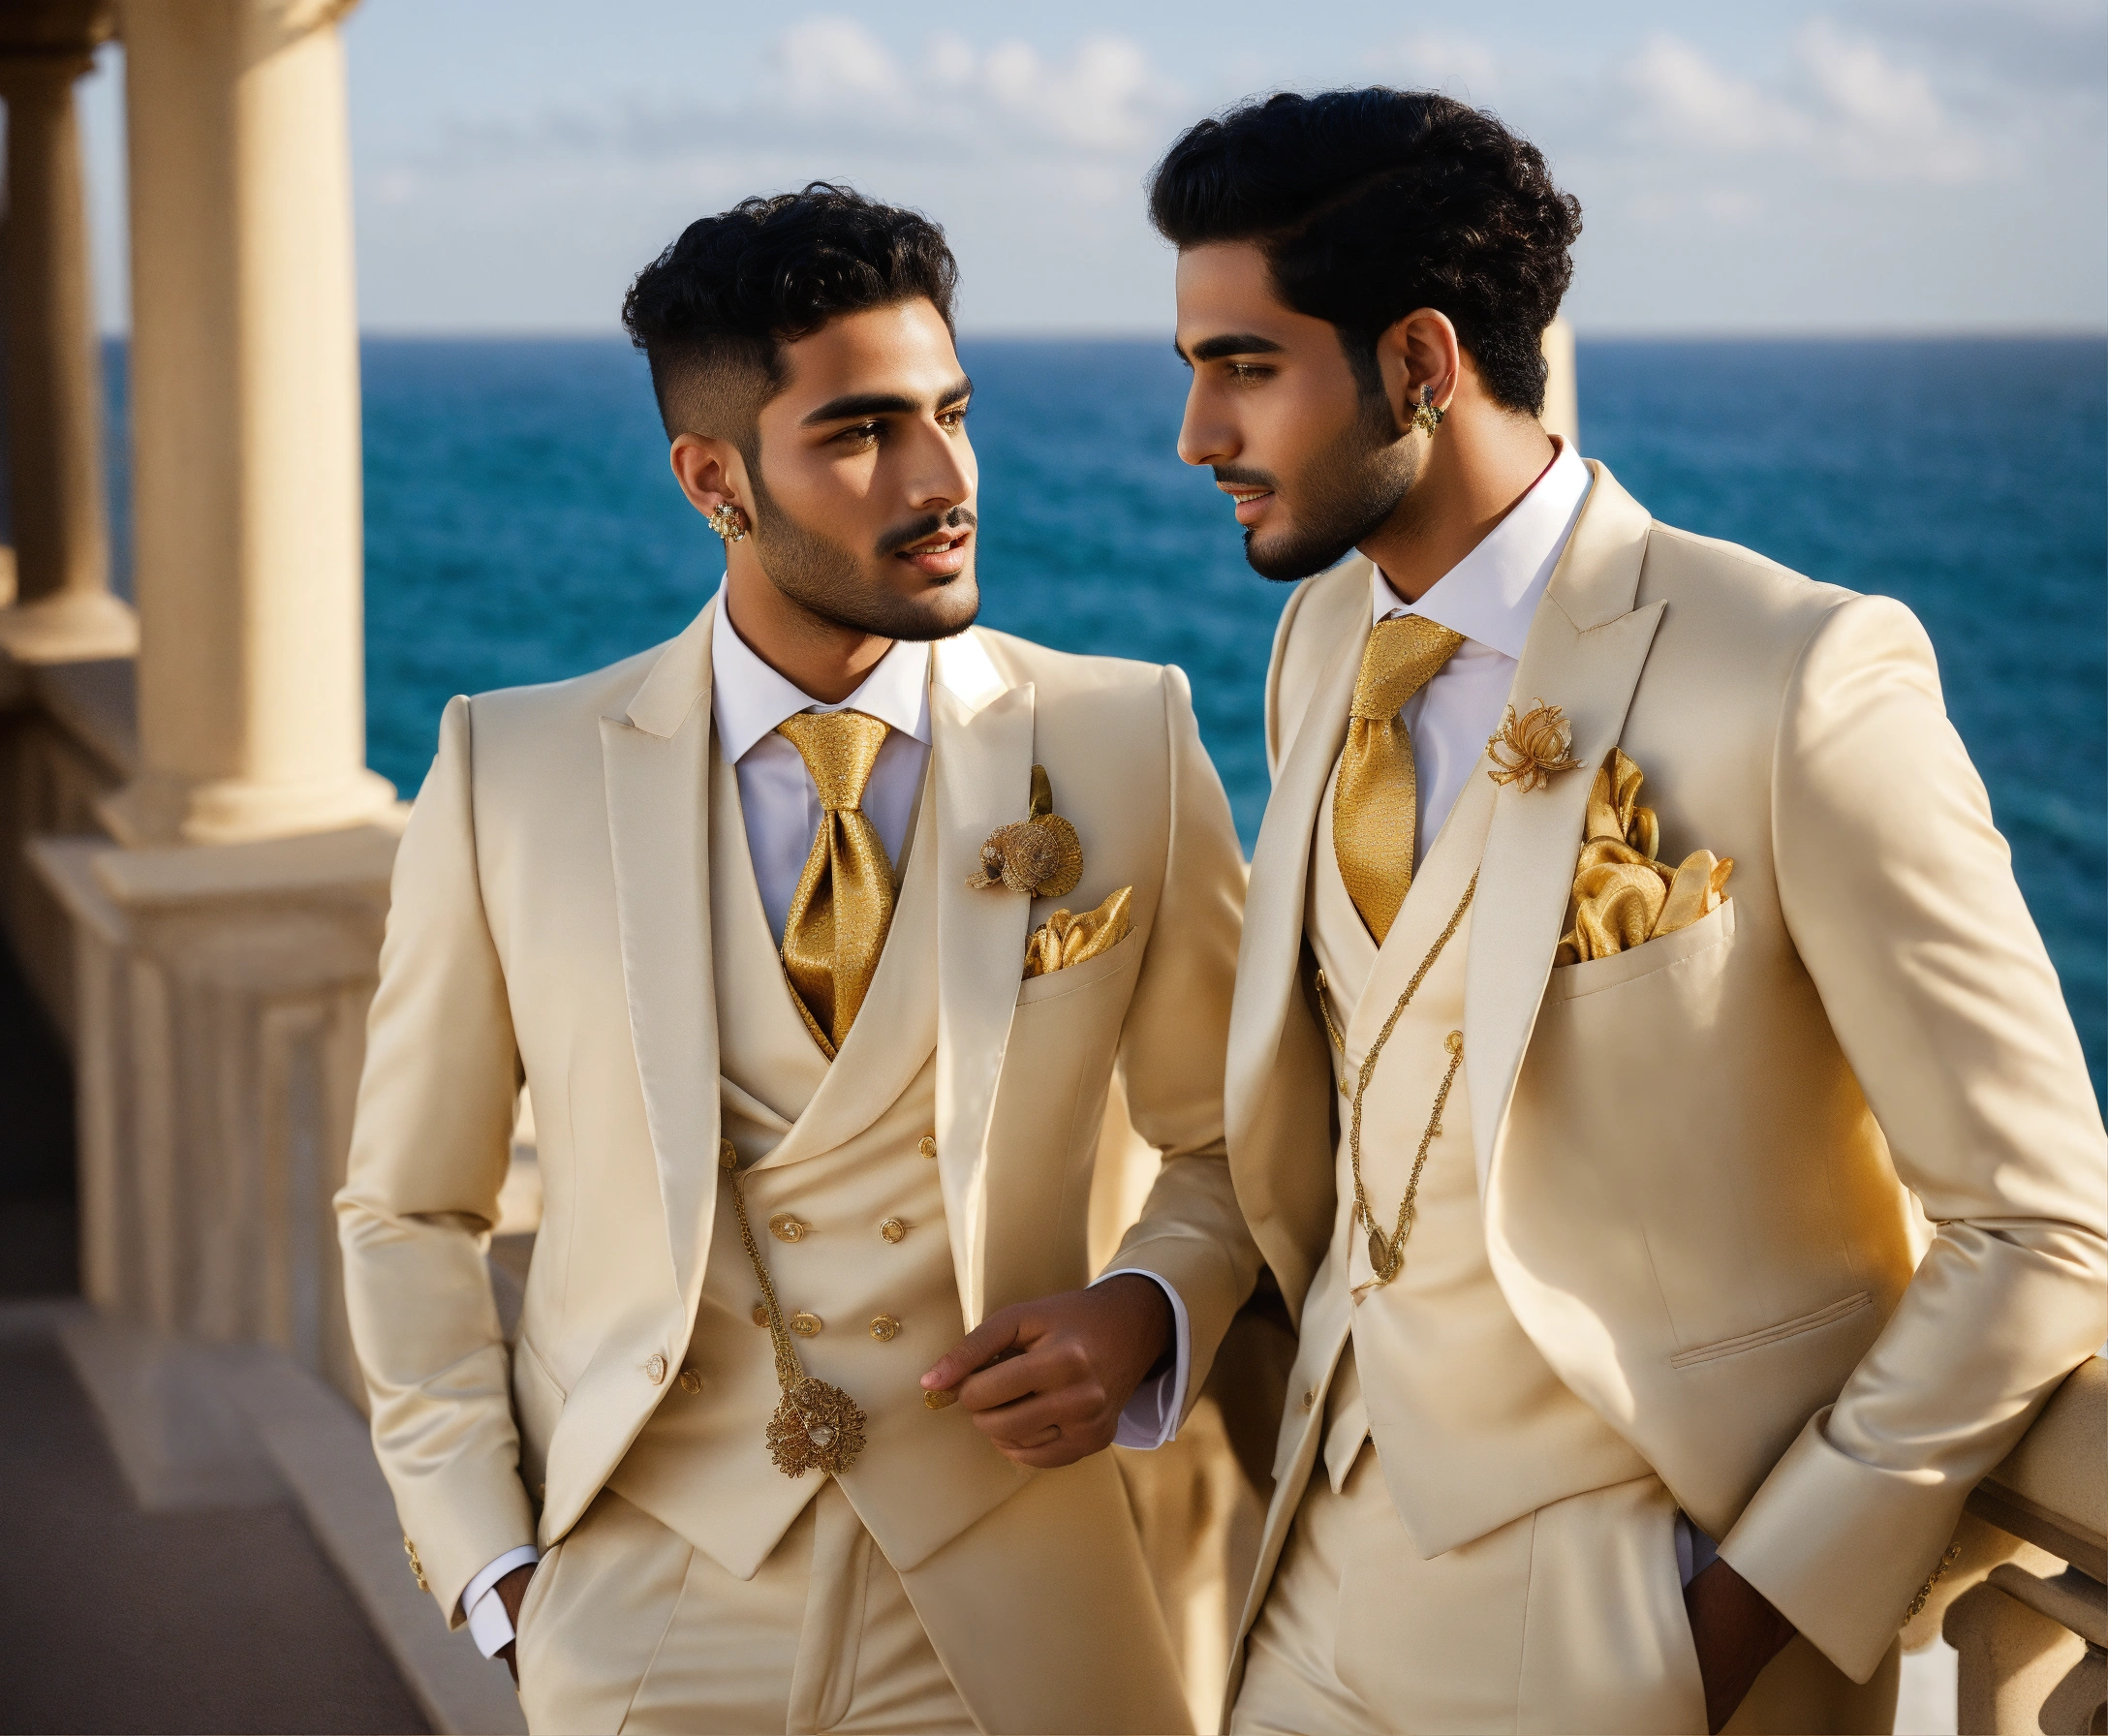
top-left (1219, 482), bottom-right (1275, 526)
top-left (893, 528), bottom-right (973, 576)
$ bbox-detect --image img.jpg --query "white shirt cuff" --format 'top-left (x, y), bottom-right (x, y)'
top-left (460, 1543), bottom-right (542, 1657)
top-left (1094, 1268), bottom-right (1191, 1450)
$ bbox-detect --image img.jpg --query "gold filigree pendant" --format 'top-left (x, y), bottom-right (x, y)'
top-left (765, 1375), bottom-right (868, 1477)
top-left (967, 763), bottom-right (1084, 898)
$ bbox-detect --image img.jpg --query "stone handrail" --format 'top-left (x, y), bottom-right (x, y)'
top-left (1943, 1355), bottom-right (2107, 1733)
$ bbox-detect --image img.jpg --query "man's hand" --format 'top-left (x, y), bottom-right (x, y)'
top-left (492, 1562), bottom-right (536, 1686)
top-left (1685, 1558), bottom-right (1795, 1732)
top-left (920, 1276), bottom-right (1174, 1468)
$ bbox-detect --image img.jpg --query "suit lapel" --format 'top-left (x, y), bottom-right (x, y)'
top-left (930, 631), bottom-right (1035, 1325)
top-left (1224, 581), bottom-right (1370, 1164)
top-left (1465, 463), bottom-right (1664, 1194)
top-left (600, 602), bottom-right (721, 1309)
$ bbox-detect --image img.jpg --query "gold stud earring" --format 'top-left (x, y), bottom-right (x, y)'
top-left (708, 503), bottom-right (749, 544)
top-left (1411, 385), bottom-right (1446, 436)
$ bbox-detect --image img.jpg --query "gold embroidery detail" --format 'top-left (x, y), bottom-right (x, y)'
top-left (968, 763), bottom-right (1083, 898)
top-left (1021, 884), bottom-right (1132, 977)
top-left (1486, 699), bottom-right (1582, 792)
top-left (726, 1158), bottom-right (866, 1476)
top-left (1556, 749), bottom-right (1733, 964)
top-left (1905, 1542), bottom-right (1965, 1621)
top-left (1348, 873), bottom-right (1477, 1293)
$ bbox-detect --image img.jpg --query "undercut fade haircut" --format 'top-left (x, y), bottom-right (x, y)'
top-left (621, 182), bottom-right (959, 448)
top-left (1147, 90), bottom-right (1580, 417)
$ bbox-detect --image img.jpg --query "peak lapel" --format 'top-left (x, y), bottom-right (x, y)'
top-left (600, 602), bottom-right (720, 1309)
top-left (1225, 587), bottom-right (1370, 1162)
top-left (1465, 463), bottom-right (1663, 1195)
top-left (930, 631), bottom-right (1035, 1326)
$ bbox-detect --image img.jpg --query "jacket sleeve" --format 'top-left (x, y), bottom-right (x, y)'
top-left (1718, 593), bottom-right (2108, 1680)
top-left (334, 695), bottom-right (537, 1629)
top-left (1101, 666), bottom-right (1264, 1414)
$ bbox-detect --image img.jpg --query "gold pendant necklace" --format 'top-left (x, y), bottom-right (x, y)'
top-left (721, 1142), bottom-right (868, 1476)
top-left (1344, 871), bottom-right (1476, 1294)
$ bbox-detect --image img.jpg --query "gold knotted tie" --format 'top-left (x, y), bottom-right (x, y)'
top-left (775, 709), bottom-right (894, 1059)
top-left (1332, 614), bottom-right (1466, 946)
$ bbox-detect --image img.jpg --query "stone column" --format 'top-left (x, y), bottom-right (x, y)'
top-left (1541, 316), bottom-right (1579, 450)
top-left (0, 3), bottom-right (138, 663)
top-left (101, 0), bottom-right (391, 846)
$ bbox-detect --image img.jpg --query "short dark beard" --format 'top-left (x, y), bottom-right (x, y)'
top-left (746, 468), bottom-right (979, 641)
top-left (1239, 393), bottom-right (1417, 582)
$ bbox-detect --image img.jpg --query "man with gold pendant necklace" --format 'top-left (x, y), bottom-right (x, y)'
top-left (337, 185), bottom-right (1259, 1733)
top-left (1160, 90), bottom-right (2107, 1733)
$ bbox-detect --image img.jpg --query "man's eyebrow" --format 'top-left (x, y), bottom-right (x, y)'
top-left (1187, 333), bottom-right (1286, 364)
top-left (800, 376), bottom-right (974, 426)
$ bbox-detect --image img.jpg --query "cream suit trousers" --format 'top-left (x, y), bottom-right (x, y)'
top-left (516, 1483), bottom-right (973, 1735)
top-left (1234, 1441), bottom-right (1706, 1736)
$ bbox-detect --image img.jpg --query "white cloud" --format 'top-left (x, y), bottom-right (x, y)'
top-left (1368, 32), bottom-right (1502, 99)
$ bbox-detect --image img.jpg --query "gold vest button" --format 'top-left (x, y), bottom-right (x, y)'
top-left (789, 1312), bottom-right (823, 1337)
top-left (869, 1315), bottom-right (902, 1342)
top-left (719, 1139), bottom-right (738, 1170)
top-left (1297, 1387), bottom-right (1317, 1412)
top-left (769, 1214), bottom-right (810, 1243)
top-left (923, 1387), bottom-right (958, 1410)
top-left (917, 1133), bottom-right (937, 1161)
top-left (879, 1218), bottom-right (907, 1243)
top-left (646, 1353), bottom-right (668, 1384)
top-left (751, 1304), bottom-right (769, 1327)
top-left (676, 1368), bottom-right (703, 1395)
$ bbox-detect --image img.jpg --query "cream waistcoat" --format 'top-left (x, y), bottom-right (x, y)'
top-left (608, 743), bottom-right (1030, 1579)
top-left (1286, 749), bottom-right (1648, 1559)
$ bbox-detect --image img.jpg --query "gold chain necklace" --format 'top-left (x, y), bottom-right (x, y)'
top-left (720, 1142), bottom-right (868, 1476)
top-left (1329, 871), bottom-right (1477, 1293)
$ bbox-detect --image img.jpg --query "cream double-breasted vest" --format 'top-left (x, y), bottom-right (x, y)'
top-left (1275, 751), bottom-right (1649, 1565)
top-left (608, 745), bottom-right (1031, 1578)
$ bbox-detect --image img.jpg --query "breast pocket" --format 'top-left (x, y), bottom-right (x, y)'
top-left (1013, 928), bottom-right (1140, 1008)
top-left (1544, 897), bottom-right (1737, 1004)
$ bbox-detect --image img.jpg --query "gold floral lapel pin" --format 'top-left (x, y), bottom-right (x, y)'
top-left (967, 763), bottom-right (1083, 898)
top-left (1486, 699), bottom-right (1583, 793)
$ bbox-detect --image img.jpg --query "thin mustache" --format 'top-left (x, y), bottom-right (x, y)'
top-left (1211, 466), bottom-right (1277, 491)
top-left (880, 506), bottom-right (977, 557)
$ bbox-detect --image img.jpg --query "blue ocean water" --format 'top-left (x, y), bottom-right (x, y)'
top-left (355, 335), bottom-right (2105, 1094)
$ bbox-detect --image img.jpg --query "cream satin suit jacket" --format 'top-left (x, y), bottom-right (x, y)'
top-left (336, 603), bottom-right (1260, 1732)
top-left (1225, 462), bottom-right (2108, 1684)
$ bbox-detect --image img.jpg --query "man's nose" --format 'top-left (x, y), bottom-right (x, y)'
top-left (1176, 383), bottom-right (1233, 470)
top-left (909, 421), bottom-right (976, 512)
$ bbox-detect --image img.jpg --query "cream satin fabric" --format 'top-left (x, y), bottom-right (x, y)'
top-left (775, 709), bottom-right (895, 1056)
top-left (518, 1484), bottom-right (971, 1736)
top-left (336, 604), bottom-right (1257, 1734)
top-left (1224, 461), bottom-right (2107, 1687)
top-left (1331, 614), bottom-right (1466, 945)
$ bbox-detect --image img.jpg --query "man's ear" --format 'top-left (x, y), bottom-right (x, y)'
top-left (668, 433), bottom-right (750, 520)
top-left (1375, 308), bottom-right (1462, 427)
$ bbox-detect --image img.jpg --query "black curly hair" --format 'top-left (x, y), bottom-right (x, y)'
top-left (621, 182), bottom-right (959, 448)
top-left (1148, 90), bottom-right (1580, 416)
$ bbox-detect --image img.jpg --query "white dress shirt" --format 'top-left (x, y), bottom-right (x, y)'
top-left (460, 588), bottom-right (1187, 1656)
top-left (1377, 437), bottom-right (1591, 860)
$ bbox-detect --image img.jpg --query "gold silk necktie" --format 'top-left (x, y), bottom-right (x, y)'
top-left (1332, 614), bottom-right (1467, 946)
top-left (775, 709), bottom-right (895, 1059)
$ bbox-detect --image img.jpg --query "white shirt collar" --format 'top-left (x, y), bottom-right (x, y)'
top-left (1373, 438), bottom-right (1592, 661)
top-left (709, 584), bottom-right (933, 763)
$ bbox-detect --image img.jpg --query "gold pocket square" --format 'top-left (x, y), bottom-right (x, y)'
top-left (968, 764), bottom-right (1083, 899)
top-left (1555, 749), bottom-right (1732, 966)
top-left (1022, 885), bottom-right (1132, 979)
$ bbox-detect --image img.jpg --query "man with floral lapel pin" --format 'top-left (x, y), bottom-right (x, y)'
top-left (336, 184), bottom-right (1258, 1734)
top-left (1155, 90), bottom-right (2108, 1733)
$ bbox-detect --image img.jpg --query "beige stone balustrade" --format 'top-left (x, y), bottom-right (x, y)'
top-left (0, 0), bottom-right (138, 664)
top-left (1938, 1356), bottom-right (2108, 1734)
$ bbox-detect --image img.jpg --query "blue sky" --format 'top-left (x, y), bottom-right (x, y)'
top-left (78, 0), bottom-right (2107, 335)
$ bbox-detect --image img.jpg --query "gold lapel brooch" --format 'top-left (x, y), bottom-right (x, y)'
top-left (968, 763), bottom-right (1083, 898)
top-left (1487, 698), bottom-right (1582, 793)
